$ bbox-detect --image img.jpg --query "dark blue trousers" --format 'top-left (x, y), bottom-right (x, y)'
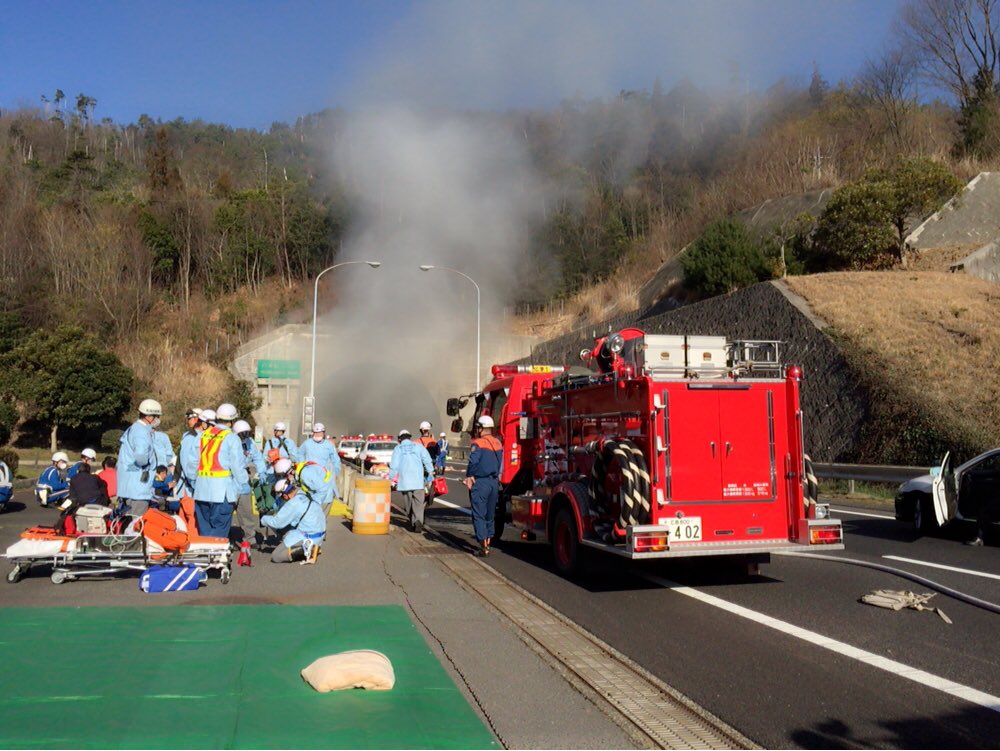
top-left (469, 477), bottom-right (498, 542)
top-left (195, 500), bottom-right (234, 538)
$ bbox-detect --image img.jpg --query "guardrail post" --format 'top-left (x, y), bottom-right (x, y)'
top-left (848, 479), bottom-right (855, 494)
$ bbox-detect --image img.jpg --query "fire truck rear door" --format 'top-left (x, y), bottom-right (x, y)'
top-left (718, 389), bottom-right (775, 501)
top-left (667, 390), bottom-right (723, 500)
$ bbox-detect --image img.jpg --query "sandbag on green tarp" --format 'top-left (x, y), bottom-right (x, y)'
top-left (0, 605), bottom-right (498, 750)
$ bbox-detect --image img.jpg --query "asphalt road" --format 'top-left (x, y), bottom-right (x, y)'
top-left (429, 466), bottom-right (1000, 749)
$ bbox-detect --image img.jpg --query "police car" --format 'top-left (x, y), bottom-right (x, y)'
top-left (360, 435), bottom-right (396, 472)
top-left (337, 435), bottom-right (364, 464)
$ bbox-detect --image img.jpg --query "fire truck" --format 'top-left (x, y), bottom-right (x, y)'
top-left (448, 328), bottom-right (842, 574)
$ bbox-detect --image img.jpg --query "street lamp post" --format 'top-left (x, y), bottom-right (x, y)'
top-left (419, 265), bottom-right (480, 392)
top-left (309, 260), bottom-right (381, 412)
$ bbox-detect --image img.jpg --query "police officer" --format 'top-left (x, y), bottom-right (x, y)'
top-left (464, 415), bottom-right (503, 556)
top-left (117, 398), bottom-right (162, 517)
top-left (176, 408), bottom-right (203, 498)
top-left (68, 448), bottom-right (98, 479)
top-left (193, 403), bottom-right (248, 538)
top-left (36, 452), bottom-right (71, 508)
top-left (390, 428), bottom-right (434, 533)
top-left (435, 432), bottom-right (449, 476)
top-left (261, 471), bottom-right (327, 563)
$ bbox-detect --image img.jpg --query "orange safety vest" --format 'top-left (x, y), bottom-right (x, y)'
top-left (294, 461), bottom-right (331, 492)
top-left (472, 435), bottom-right (503, 452)
top-left (198, 426), bottom-right (233, 478)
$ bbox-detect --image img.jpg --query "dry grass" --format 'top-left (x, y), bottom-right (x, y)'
top-left (906, 244), bottom-right (981, 271)
top-left (786, 271), bottom-right (1000, 451)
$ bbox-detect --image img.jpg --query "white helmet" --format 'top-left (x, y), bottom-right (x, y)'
top-left (274, 458), bottom-right (293, 475)
top-left (233, 420), bottom-right (251, 434)
top-left (419, 421), bottom-right (432, 431)
top-left (440, 432), bottom-right (446, 437)
top-left (81, 448), bottom-right (98, 460)
top-left (138, 398), bottom-right (162, 416)
top-left (398, 428), bottom-right (412, 438)
top-left (477, 415), bottom-right (495, 428)
top-left (52, 451), bottom-right (69, 463)
top-left (273, 421), bottom-right (287, 432)
top-left (216, 403), bottom-right (238, 421)
top-left (273, 478), bottom-right (291, 494)
top-left (312, 422), bottom-right (326, 433)
top-left (200, 408), bottom-right (217, 422)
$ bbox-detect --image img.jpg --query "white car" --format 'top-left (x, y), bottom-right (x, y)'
top-left (337, 436), bottom-right (364, 463)
top-left (361, 437), bottom-right (396, 471)
top-left (895, 448), bottom-right (1000, 534)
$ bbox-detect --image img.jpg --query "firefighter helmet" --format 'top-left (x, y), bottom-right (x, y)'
top-left (477, 415), bottom-right (494, 428)
top-left (216, 403), bottom-right (238, 421)
top-left (138, 398), bottom-right (162, 416)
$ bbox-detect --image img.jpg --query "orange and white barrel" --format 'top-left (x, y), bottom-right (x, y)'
top-left (351, 477), bottom-right (391, 535)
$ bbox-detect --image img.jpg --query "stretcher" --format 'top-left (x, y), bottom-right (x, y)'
top-left (4, 497), bottom-right (231, 585)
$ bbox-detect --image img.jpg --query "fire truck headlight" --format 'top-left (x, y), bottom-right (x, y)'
top-left (814, 504), bottom-right (830, 520)
top-left (608, 333), bottom-right (626, 353)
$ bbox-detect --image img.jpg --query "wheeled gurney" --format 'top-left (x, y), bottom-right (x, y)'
top-left (4, 497), bottom-right (231, 585)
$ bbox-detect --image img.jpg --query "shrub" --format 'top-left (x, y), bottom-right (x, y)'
top-left (0, 447), bottom-right (18, 475)
top-left (681, 219), bottom-right (777, 296)
top-left (101, 428), bottom-right (123, 451)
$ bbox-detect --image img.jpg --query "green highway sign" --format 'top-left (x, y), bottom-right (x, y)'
top-left (256, 359), bottom-right (301, 379)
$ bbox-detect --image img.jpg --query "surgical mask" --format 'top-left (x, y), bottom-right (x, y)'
top-left (151, 417), bottom-right (161, 429)
top-left (56, 461), bottom-right (67, 470)
top-left (313, 436), bottom-right (324, 442)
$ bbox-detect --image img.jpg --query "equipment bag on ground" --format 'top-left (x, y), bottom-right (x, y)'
top-left (432, 477), bottom-right (448, 496)
top-left (140, 564), bottom-right (206, 593)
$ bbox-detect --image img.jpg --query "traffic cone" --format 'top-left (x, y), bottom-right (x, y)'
top-left (237, 540), bottom-right (252, 567)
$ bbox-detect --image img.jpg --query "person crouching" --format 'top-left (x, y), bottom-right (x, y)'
top-left (260, 468), bottom-right (327, 563)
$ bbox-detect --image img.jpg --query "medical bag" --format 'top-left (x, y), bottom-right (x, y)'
top-left (432, 477), bottom-right (448, 496)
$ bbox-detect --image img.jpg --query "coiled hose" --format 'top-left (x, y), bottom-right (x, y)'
top-left (588, 439), bottom-right (652, 528)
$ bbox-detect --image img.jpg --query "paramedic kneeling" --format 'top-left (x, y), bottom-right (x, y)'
top-left (260, 470), bottom-right (327, 563)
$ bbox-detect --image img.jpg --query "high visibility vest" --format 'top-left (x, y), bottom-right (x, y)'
top-left (294, 461), bottom-right (331, 492)
top-left (198, 427), bottom-right (233, 478)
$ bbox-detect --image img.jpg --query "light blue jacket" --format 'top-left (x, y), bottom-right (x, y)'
top-left (389, 439), bottom-right (433, 492)
top-left (193, 427), bottom-right (249, 504)
top-left (177, 428), bottom-right (201, 495)
top-left (118, 419), bottom-right (155, 501)
top-left (153, 431), bottom-right (175, 468)
top-left (36, 465), bottom-right (70, 503)
top-left (237, 437), bottom-right (267, 495)
top-left (295, 460), bottom-right (335, 507)
top-left (261, 485), bottom-right (326, 548)
top-left (299, 437), bottom-right (341, 478)
top-left (263, 435), bottom-right (299, 464)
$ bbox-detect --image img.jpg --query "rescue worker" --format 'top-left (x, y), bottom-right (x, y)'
top-left (68, 448), bottom-right (98, 478)
top-left (389, 428), bottom-right (433, 533)
top-left (464, 415), bottom-right (503, 557)
top-left (416, 421), bottom-right (440, 465)
top-left (117, 398), bottom-right (162, 516)
top-left (435, 432), bottom-right (450, 476)
top-left (36, 451), bottom-right (71, 507)
top-left (299, 422), bottom-right (341, 497)
top-left (176, 408), bottom-right (203, 498)
top-left (193, 403), bottom-right (248, 539)
top-left (264, 421), bottom-right (298, 471)
top-left (261, 473), bottom-right (327, 563)
top-left (153, 428), bottom-right (176, 478)
top-left (0, 455), bottom-right (12, 510)
top-left (233, 419), bottom-right (266, 544)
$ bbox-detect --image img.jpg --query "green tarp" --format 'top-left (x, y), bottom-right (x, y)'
top-left (0, 605), bottom-right (498, 749)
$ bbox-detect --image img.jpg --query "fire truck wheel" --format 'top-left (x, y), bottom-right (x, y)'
top-left (552, 507), bottom-right (579, 575)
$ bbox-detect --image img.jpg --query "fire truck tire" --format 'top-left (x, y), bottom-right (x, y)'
top-left (589, 439), bottom-right (651, 529)
top-left (552, 507), bottom-right (580, 575)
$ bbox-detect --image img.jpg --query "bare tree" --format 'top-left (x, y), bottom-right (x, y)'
top-left (898, 0), bottom-right (1000, 107)
top-left (857, 48), bottom-right (920, 148)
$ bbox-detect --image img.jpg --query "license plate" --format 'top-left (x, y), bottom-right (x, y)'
top-left (663, 517), bottom-right (702, 542)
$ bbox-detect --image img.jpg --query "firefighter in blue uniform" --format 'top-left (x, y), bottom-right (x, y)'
top-left (464, 415), bottom-right (503, 557)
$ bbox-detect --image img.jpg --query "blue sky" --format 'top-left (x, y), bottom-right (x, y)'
top-left (1, 0), bottom-right (906, 131)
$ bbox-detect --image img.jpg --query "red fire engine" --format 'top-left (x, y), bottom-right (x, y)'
top-left (449, 328), bottom-right (842, 574)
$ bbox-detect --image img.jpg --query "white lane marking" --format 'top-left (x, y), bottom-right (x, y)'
top-left (641, 572), bottom-right (1000, 713)
top-left (430, 497), bottom-right (471, 515)
top-left (883, 555), bottom-right (1000, 582)
top-left (831, 508), bottom-right (895, 520)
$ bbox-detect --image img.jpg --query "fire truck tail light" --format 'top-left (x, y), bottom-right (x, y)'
top-left (809, 526), bottom-right (842, 544)
top-left (632, 531), bottom-right (668, 552)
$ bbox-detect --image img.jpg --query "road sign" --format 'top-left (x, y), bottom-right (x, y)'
top-left (257, 359), bottom-right (301, 379)
top-left (302, 396), bottom-right (315, 435)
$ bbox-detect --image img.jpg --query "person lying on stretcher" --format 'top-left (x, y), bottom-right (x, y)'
top-left (260, 474), bottom-right (326, 564)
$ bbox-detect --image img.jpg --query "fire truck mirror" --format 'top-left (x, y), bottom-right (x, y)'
top-left (446, 398), bottom-right (462, 417)
top-left (450, 417), bottom-right (464, 434)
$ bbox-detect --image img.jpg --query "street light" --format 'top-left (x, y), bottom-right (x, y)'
top-left (419, 264), bottom-right (480, 392)
top-left (309, 261), bottom-right (381, 406)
